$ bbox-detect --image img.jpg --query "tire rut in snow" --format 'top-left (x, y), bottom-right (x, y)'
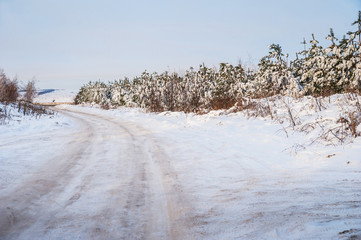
top-left (0, 109), bottom-right (191, 240)
top-left (0, 112), bottom-right (93, 239)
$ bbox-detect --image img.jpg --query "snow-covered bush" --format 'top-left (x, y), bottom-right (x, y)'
top-left (75, 81), bottom-right (110, 105)
top-left (247, 44), bottom-right (301, 98)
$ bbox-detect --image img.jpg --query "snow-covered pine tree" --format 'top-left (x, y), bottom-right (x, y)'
top-left (348, 11), bottom-right (361, 92)
top-left (75, 81), bottom-right (108, 105)
top-left (251, 44), bottom-right (299, 97)
top-left (322, 28), bottom-right (344, 93)
top-left (350, 10), bottom-right (361, 59)
top-left (106, 80), bottom-right (124, 106)
top-left (301, 34), bottom-right (329, 96)
top-left (289, 38), bottom-right (309, 93)
top-left (335, 33), bottom-right (357, 92)
top-left (209, 63), bottom-right (243, 109)
top-left (196, 64), bottom-right (216, 110)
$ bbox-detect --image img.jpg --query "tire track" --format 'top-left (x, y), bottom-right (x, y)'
top-left (0, 108), bottom-right (191, 240)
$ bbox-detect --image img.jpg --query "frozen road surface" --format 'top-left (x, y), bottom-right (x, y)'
top-left (0, 109), bottom-right (188, 240)
top-left (0, 106), bottom-right (360, 239)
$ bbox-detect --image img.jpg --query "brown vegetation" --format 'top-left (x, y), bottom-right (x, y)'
top-left (23, 80), bottom-right (36, 102)
top-left (0, 70), bottom-right (19, 102)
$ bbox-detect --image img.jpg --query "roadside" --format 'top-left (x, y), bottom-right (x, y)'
top-left (1, 102), bottom-right (360, 239)
top-left (0, 108), bottom-right (189, 240)
top-left (59, 105), bottom-right (361, 239)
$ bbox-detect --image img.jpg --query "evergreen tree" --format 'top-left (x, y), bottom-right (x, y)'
top-left (252, 44), bottom-right (299, 97)
top-left (301, 34), bottom-right (330, 95)
top-left (350, 10), bottom-right (361, 57)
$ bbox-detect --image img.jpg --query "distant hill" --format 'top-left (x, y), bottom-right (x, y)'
top-left (34, 89), bottom-right (77, 105)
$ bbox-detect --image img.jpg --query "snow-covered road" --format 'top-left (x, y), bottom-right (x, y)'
top-left (1, 105), bottom-right (361, 239)
top-left (0, 109), bottom-right (188, 240)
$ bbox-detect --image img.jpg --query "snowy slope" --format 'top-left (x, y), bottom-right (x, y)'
top-left (33, 89), bottom-right (77, 104)
top-left (1, 93), bottom-right (361, 239)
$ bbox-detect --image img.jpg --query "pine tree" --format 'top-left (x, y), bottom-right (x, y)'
top-left (350, 10), bottom-right (361, 58)
top-left (252, 44), bottom-right (298, 97)
top-left (290, 38), bottom-right (308, 82)
top-left (301, 34), bottom-right (329, 95)
top-left (326, 28), bottom-right (338, 47)
top-left (323, 28), bottom-right (343, 93)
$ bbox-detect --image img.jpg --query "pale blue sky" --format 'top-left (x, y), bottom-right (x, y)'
top-left (0, 0), bottom-right (360, 89)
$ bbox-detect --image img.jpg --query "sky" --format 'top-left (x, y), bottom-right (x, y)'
top-left (0, 0), bottom-right (360, 89)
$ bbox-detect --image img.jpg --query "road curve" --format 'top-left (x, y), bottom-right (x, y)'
top-left (0, 109), bottom-right (190, 240)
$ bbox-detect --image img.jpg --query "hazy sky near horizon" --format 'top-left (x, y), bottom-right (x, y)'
top-left (0, 0), bottom-right (360, 89)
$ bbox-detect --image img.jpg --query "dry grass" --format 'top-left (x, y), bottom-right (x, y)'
top-left (0, 70), bottom-right (53, 124)
top-left (0, 105), bottom-right (7, 125)
top-left (224, 93), bottom-right (361, 146)
top-left (0, 101), bottom-right (53, 125)
top-left (17, 101), bottom-right (53, 118)
top-left (210, 96), bottom-right (237, 110)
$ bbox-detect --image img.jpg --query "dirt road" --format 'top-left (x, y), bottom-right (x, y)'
top-left (0, 109), bottom-right (189, 240)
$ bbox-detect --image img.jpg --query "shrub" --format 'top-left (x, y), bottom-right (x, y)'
top-left (0, 70), bottom-right (19, 102)
top-left (23, 80), bottom-right (37, 102)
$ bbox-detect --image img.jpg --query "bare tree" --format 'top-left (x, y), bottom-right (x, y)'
top-left (24, 79), bottom-right (37, 102)
top-left (0, 70), bottom-right (18, 102)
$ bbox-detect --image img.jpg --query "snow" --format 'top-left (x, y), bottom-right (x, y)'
top-left (59, 99), bottom-right (361, 239)
top-left (1, 92), bottom-right (361, 239)
top-left (0, 103), bottom-right (74, 191)
top-left (33, 89), bottom-right (77, 104)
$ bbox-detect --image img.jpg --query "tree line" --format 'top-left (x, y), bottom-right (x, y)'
top-left (75, 11), bottom-right (361, 112)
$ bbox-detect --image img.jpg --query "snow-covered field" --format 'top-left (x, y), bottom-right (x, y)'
top-left (1, 90), bottom-right (361, 239)
top-left (33, 89), bottom-right (77, 104)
